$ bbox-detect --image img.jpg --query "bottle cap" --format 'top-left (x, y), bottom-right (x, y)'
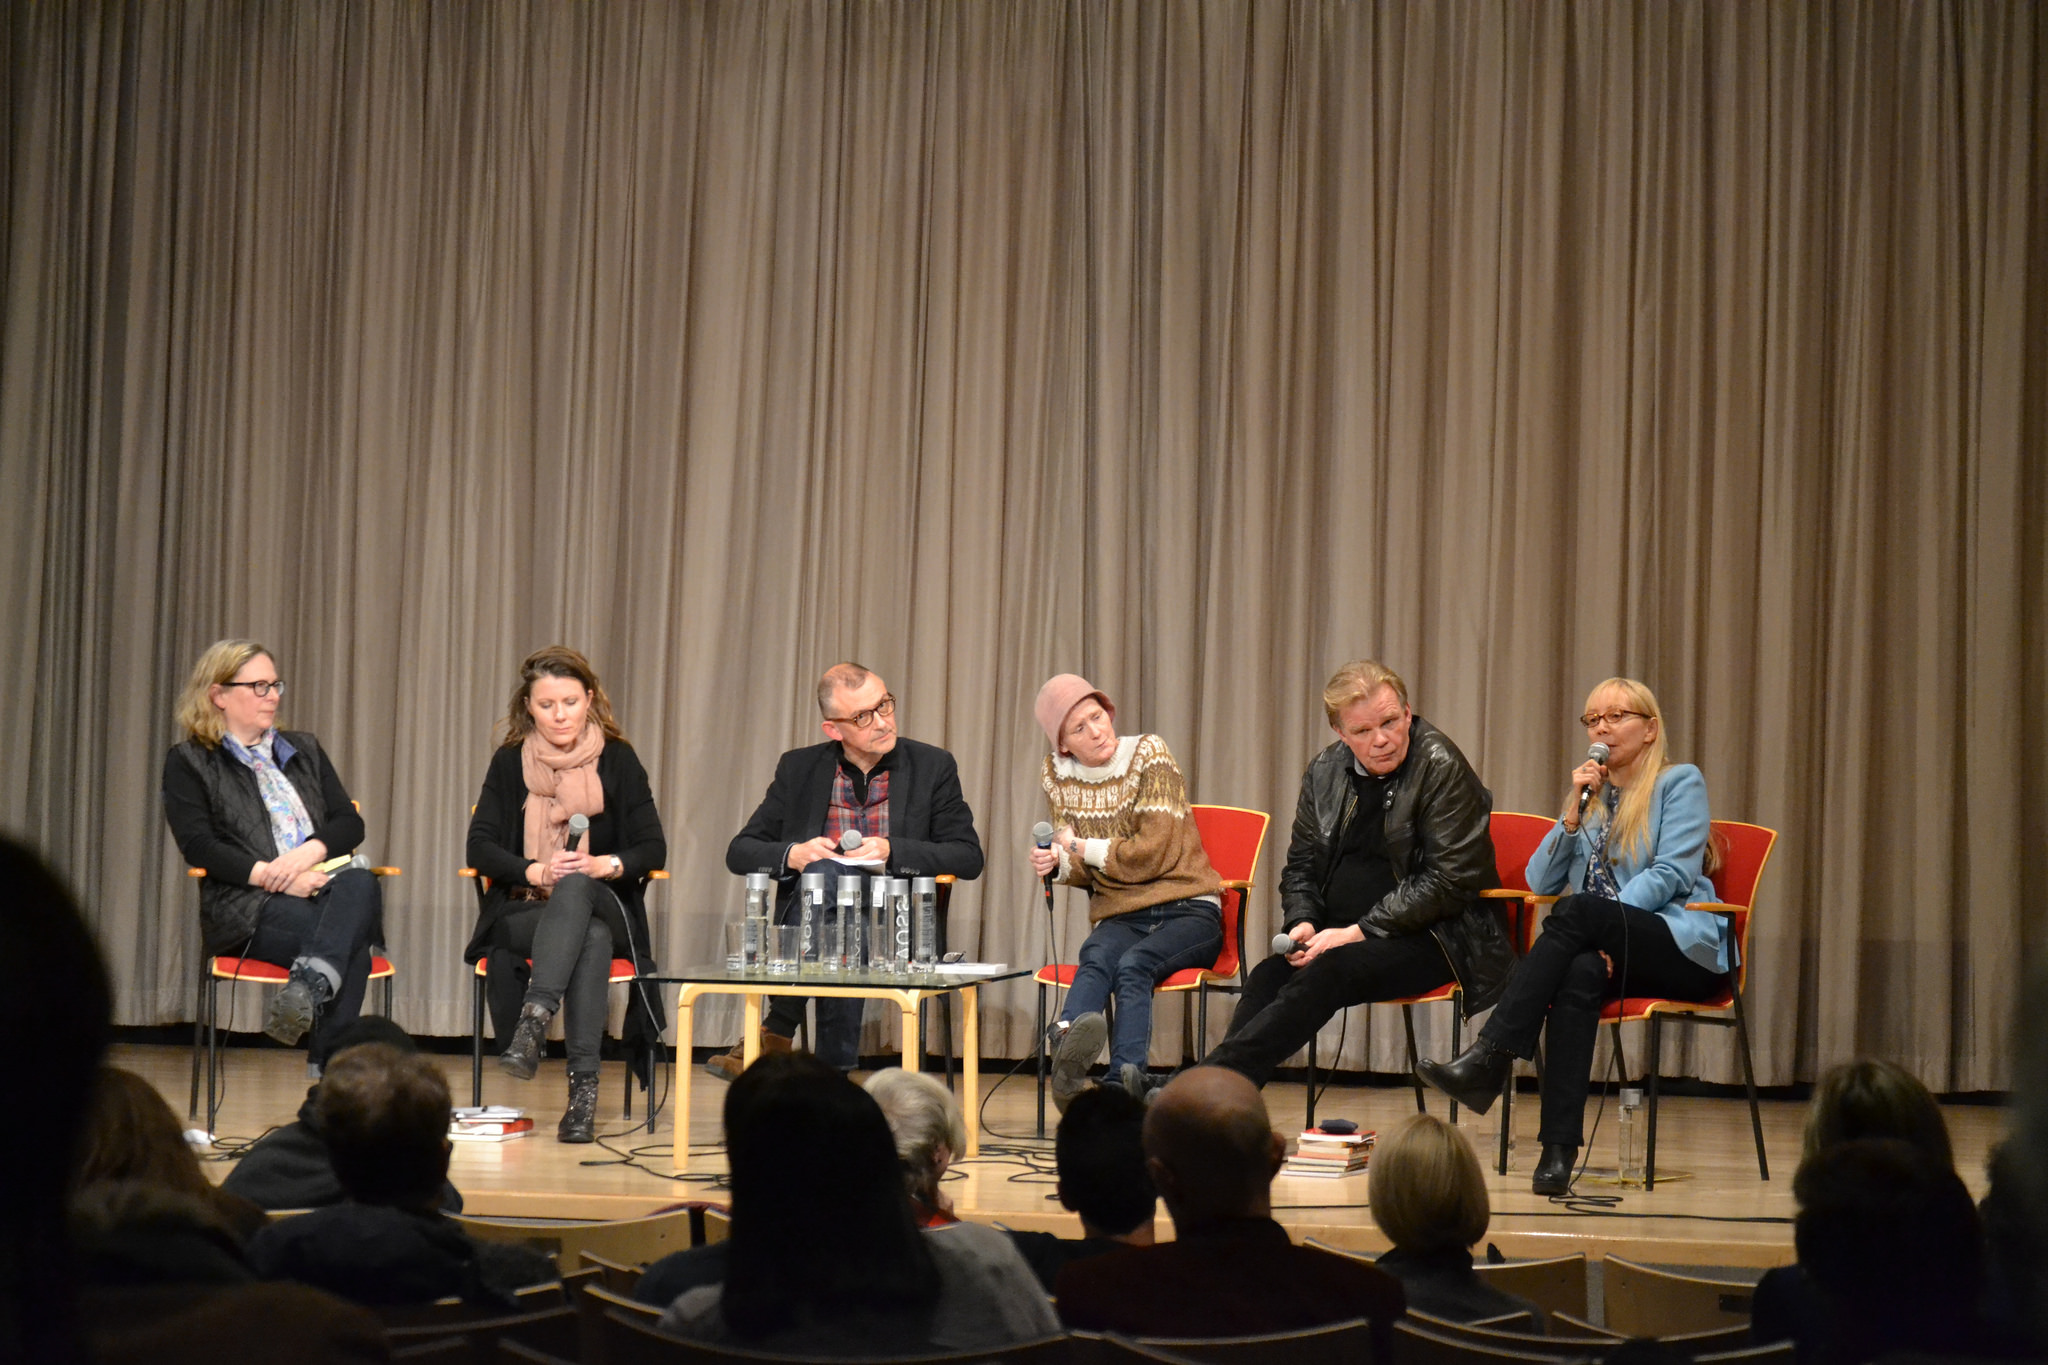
top-left (912, 876), bottom-right (938, 895)
top-left (1621, 1087), bottom-right (1643, 1108)
top-left (801, 870), bottom-right (827, 892)
top-left (745, 871), bottom-right (772, 892)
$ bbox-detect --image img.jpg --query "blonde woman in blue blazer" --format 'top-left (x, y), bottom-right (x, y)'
top-left (1416, 679), bottom-right (1726, 1195)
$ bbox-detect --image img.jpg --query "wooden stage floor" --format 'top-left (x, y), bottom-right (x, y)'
top-left (130, 1041), bottom-right (2010, 1271)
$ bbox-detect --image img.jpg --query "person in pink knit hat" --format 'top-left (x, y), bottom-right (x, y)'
top-left (1030, 674), bottom-right (1223, 1108)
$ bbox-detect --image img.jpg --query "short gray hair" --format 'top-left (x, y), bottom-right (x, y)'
top-left (817, 662), bottom-right (874, 715)
top-left (863, 1068), bottom-right (966, 1205)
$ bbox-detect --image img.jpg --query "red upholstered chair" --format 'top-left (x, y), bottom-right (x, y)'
top-left (186, 809), bottom-right (402, 1131)
top-left (461, 862), bottom-right (669, 1126)
top-left (1304, 811), bottom-right (1554, 1140)
top-left (1599, 819), bottom-right (1776, 1188)
top-left (1033, 804), bottom-right (1271, 1136)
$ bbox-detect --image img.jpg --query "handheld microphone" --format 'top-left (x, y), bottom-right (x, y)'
top-left (1271, 932), bottom-right (1298, 956)
top-left (1574, 742), bottom-right (1611, 821)
top-left (567, 812), bottom-right (590, 852)
top-left (840, 827), bottom-right (864, 854)
top-left (1032, 821), bottom-right (1055, 889)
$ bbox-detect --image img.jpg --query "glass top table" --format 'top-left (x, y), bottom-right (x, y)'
top-left (645, 964), bottom-right (1032, 1172)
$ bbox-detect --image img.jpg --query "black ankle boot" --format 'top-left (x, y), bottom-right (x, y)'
top-left (1532, 1142), bottom-right (1578, 1195)
top-left (264, 964), bottom-right (333, 1047)
top-left (498, 1003), bottom-right (553, 1081)
top-left (558, 1072), bottom-right (599, 1143)
top-left (1414, 1040), bottom-right (1513, 1115)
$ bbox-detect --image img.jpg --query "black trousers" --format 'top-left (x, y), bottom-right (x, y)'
top-left (1203, 931), bottom-right (1454, 1089)
top-left (490, 875), bottom-right (631, 1076)
top-left (1478, 892), bottom-right (1726, 1147)
top-left (245, 867), bottom-right (382, 1065)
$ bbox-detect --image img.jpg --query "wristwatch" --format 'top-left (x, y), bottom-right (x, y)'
top-left (610, 855), bottom-right (623, 879)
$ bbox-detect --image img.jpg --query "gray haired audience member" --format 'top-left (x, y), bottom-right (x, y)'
top-left (1368, 1114), bottom-right (1542, 1327)
top-left (1005, 1084), bottom-right (1157, 1291)
top-left (246, 1043), bottom-right (555, 1306)
top-left (864, 1067), bottom-right (970, 1225)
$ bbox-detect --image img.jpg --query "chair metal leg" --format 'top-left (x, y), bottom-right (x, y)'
top-left (1448, 1009), bottom-right (1463, 1124)
top-left (1305, 1035), bottom-right (1318, 1129)
top-left (205, 976), bottom-right (221, 1135)
top-left (1645, 1015), bottom-right (1664, 1190)
top-left (1196, 985), bottom-right (1210, 1063)
top-left (1733, 991), bottom-right (1770, 1180)
top-left (382, 971), bottom-right (395, 1016)
top-left (1402, 1006), bottom-right (1428, 1114)
top-left (1609, 1021), bottom-right (1631, 1085)
top-left (189, 961), bottom-right (207, 1120)
top-left (1035, 981), bottom-right (1048, 1140)
top-left (1497, 1065), bottom-right (1513, 1175)
top-left (471, 973), bottom-right (485, 1109)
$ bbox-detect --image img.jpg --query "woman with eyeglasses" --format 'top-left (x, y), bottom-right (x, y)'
top-left (465, 645), bottom-right (667, 1142)
top-left (1032, 674), bottom-right (1224, 1109)
top-left (1415, 678), bottom-right (1725, 1195)
top-left (162, 639), bottom-right (384, 1068)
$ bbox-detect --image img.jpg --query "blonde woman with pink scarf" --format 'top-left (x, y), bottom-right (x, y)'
top-left (464, 646), bottom-right (667, 1142)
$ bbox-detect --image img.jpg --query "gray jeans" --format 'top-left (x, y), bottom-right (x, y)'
top-left (493, 874), bottom-right (630, 1075)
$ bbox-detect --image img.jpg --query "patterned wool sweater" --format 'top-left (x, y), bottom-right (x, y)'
top-left (1041, 733), bottom-right (1223, 923)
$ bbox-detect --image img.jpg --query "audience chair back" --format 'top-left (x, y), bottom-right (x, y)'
top-left (384, 1304), bottom-right (581, 1362)
top-left (1690, 1345), bottom-right (1794, 1365)
top-left (599, 1309), bottom-right (1073, 1362)
top-left (449, 1207), bottom-right (695, 1274)
top-left (1601, 1257), bottom-right (1756, 1338)
top-left (1469, 1253), bottom-right (1589, 1323)
top-left (1122, 1317), bottom-right (1380, 1365)
top-left (496, 1341), bottom-right (582, 1365)
top-left (579, 1250), bottom-right (645, 1293)
top-left (1400, 1312), bottom-right (1618, 1360)
top-left (1032, 804), bottom-right (1270, 1137)
top-left (1391, 1319), bottom-right (1563, 1365)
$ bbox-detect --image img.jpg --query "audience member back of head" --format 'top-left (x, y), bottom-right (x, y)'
top-left (1008, 1084), bottom-right (1157, 1292)
top-left (222, 1014), bottom-right (464, 1212)
top-left (1369, 1113), bottom-right (1542, 1327)
top-left (1054, 1067), bottom-right (1404, 1344)
top-left (245, 1042), bottom-right (553, 1306)
top-left (1793, 1137), bottom-right (2002, 1365)
top-left (659, 1053), bottom-right (1057, 1354)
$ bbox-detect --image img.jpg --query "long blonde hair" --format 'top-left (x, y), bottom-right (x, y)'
top-left (1585, 678), bottom-right (1719, 876)
top-left (173, 639), bottom-right (273, 747)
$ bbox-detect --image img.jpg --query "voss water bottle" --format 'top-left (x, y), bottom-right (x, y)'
top-left (799, 871), bottom-right (827, 975)
top-left (912, 876), bottom-right (939, 971)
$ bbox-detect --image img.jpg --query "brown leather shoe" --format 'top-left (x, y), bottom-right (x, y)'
top-left (704, 1029), bottom-right (795, 1080)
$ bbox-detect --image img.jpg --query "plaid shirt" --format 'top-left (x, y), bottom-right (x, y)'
top-left (824, 752), bottom-right (891, 845)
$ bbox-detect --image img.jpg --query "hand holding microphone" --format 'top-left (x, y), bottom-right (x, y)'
top-left (1569, 742), bottom-right (1611, 827)
top-left (1029, 821), bottom-right (1059, 882)
top-left (550, 813), bottom-right (594, 876)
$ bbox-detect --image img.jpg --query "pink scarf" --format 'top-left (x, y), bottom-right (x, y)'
top-left (521, 725), bottom-right (606, 882)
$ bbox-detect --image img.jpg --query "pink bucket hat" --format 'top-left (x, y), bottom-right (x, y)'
top-left (1034, 674), bottom-right (1115, 753)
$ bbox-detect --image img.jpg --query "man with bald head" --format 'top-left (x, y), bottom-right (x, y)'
top-left (1054, 1068), bottom-right (1404, 1342)
top-left (715, 662), bottom-right (984, 1076)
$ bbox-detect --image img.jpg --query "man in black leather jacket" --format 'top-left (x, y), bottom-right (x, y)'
top-left (1202, 661), bottom-right (1511, 1089)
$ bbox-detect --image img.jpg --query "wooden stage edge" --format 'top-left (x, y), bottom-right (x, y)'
top-left (128, 1041), bottom-right (2013, 1272)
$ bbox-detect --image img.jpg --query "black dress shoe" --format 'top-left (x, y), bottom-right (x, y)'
top-left (1532, 1143), bottom-right (1578, 1195)
top-left (558, 1072), bottom-right (599, 1144)
top-left (1413, 1041), bottom-right (1513, 1115)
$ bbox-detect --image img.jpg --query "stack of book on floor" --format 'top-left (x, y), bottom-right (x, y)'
top-left (450, 1105), bottom-right (533, 1142)
top-left (1283, 1127), bottom-right (1374, 1178)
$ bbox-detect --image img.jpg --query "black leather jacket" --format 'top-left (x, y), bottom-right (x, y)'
top-left (1277, 716), bottom-right (1512, 1016)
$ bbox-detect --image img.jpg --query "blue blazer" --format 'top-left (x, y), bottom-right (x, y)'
top-left (1525, 763), bottom-right (1729, 974)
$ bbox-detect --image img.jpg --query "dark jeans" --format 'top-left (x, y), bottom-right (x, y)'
top-left (1204, 931), bottom-right (1454, 1089)
top-left (245, 867), bottom-right (382, 1065)
top-left (1059, 899), bottom-right (1224, 1072)
top-left (492, 875), bottom-right (630, 1076)
top-left (1478, 892), bottom-right (1726, 1147)
top-left (763, 860), bottom-right (874, 1070)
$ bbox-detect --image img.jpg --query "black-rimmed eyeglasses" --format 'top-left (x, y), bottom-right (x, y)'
top-left (1579, 708), bottom-right (1647, 729)
top-left (828, 694), bottom-right (896, 730)
top-left (224, 679), bottom-right (286, 699)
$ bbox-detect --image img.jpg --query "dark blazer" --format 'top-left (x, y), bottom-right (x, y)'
top-left (726, 737), bottom-right (983, 915)
top-left (163, 732), bottom-right (366, 955)
top-left (1278, 717), bottom-right (1511, 1016)
top-left (1375, 1247), bottom-right (1545, 1327)
top-left (1054, 1217), bottom-right (1404, 1350)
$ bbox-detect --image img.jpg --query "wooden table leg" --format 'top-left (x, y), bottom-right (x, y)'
top-left (962, 986), bottom-right (981, 1157)
top-left (672, 986), bottom-right (694, 1174)
top-left (899, 996), bottom-right (919, 1072)
top-left (742, 994), bottom-right (762, 1067)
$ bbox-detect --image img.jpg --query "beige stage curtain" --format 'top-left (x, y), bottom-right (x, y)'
top-left (2, 2), bottom-right (2041, 1091)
